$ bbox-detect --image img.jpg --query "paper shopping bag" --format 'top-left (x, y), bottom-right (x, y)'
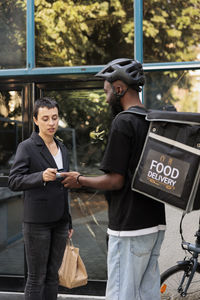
top-left (58, 239), bottom-right (88, 289)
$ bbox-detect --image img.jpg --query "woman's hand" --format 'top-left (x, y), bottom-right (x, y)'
top-left (68, 229), bottom-right (74, 239)
top-left (42, 168), bottom-right (57, 182)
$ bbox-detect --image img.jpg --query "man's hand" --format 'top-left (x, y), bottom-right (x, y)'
top-left (61, 172), bottom-right (82, 188)
top-left (61, 171), bottom-right (124, 190)
top-left (42, 168), bottom-right (57, 182)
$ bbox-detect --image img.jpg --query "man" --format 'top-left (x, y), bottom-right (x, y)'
top-left (62, 58), bottom-right (166, 300)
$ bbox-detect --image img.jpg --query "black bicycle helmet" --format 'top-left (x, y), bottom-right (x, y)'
top-left (95, 58), bottom-right (145, 91)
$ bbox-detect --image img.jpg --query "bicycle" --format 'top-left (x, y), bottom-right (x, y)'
top-left (160, 213), bottom-right (200, 299)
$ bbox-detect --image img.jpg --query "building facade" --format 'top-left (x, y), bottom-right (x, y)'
top-left (0, 0), bottom-right (200, 296)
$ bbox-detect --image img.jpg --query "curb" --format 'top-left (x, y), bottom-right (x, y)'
top-left (0, 292), bottom-right (105, 300)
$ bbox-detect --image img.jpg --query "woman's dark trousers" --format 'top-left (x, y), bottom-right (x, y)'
top-left (23, 221), bottom-right (68, 300)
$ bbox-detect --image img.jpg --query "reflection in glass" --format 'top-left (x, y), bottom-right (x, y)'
top-left (0, 0), bottom-right (26, 69)
top-left (0, 189), bottom-right (23, 275)
top-left (35, 0), bottom-right (134, 67)
top-left (70, 191), bottom-right (108, 280)
top-left (44, 89), bottom-right (111, 280)
top-left (143, 0), bottom-right (200, 63)
top-left (144, 70), bottom-right (200, 112)
top-left (0, 91), bottom-right (22, 174)
top-left (0, 90), bottom-right (23, 275)
top-left (45, 89), bottom-right (111, 174)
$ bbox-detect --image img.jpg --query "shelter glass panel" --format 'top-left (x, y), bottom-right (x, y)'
top-left (143, 0), bottom-right (200, 63)
top-left (35, 0), bottom-right (134, 67)
top-left (144, 69), bottom-right (200, 113)
top-left (0, 90), bottom-right (24, 275)
top-left (0, 1), bottom-right (26, 69)
top-left (44, 88), bottom-right (111, 280)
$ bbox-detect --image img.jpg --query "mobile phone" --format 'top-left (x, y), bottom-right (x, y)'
top-left (56, 169), bottom-right (66, 180)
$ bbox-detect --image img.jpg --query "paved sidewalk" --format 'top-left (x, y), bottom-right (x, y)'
top-left (0, 292), bottom-right (105, 300)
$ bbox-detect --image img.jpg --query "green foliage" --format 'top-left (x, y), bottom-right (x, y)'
top-left (34, 0), bottom-right (200, 110)
top-left (143, 0), bottom-right (200, 63)
top-left (34, 0), bottom-right (200, 68)
top-left (143, 0), bottom-right (200, 109)
top-left (35, 0), bottom-right (134, 66)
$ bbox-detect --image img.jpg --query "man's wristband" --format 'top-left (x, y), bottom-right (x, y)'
top-left (76, 174), bottom-right (83, 186)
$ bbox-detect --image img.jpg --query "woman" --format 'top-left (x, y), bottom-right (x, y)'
top-left (8, 97), bottom-right (73, 300)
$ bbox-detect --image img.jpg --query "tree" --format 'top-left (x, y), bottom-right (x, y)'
top-left (143, 0), bottom-right (200, 63)
top-left (143, 0), bottom-right (200, 110)
top-left (34, 0), bottom-right (134, 66)
top-left (34, 0), bottom-right (200, 110)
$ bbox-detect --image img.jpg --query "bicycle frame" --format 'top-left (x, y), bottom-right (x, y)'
top-left (176, 258), bottom-right (200, 296)
top-left (172, 217), bottom-right (200, 296)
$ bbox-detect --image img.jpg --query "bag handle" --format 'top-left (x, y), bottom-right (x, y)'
top-left (68, 238), bottom-right (74, 247)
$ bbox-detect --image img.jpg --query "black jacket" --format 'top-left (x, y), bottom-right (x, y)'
top-left (8, 132), bottom-right (72, 226)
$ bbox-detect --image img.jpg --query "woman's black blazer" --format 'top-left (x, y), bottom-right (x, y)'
top-left (8, 132), bottom-right (72, 225)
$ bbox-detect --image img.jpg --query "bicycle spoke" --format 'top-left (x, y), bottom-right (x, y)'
top-left (161, 268), bottom-right (200, 300)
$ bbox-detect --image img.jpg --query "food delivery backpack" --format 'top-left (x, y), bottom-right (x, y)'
top-left (121, 107), bottom-right (200, 213)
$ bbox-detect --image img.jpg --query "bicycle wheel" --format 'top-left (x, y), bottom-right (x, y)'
top-left (160, 263), bottom-right (200, 300)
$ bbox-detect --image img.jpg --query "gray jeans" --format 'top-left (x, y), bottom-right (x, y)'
top-left (23, 221), bottom-right (69, 300)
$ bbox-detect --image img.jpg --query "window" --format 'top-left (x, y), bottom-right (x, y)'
top-left (0, 90), bottom-right (24, 276)
top-left (0, 0), bottom-right (26, 69)
top-left (143, 0), bottom-right (200, 63)
top-left (144, 70), bottom-right (200, 112)
top-left (35, 0), bottom-right (134, 67)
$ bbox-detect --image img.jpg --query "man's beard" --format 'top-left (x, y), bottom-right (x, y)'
top-left (109, 93), bottom-right (123, 118)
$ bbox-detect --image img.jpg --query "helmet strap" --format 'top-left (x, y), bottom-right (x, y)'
top-left (111, 84), bottom-right (128, 100)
